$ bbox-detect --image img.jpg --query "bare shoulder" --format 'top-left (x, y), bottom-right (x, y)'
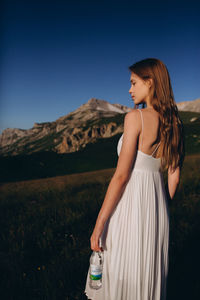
top-left (124, 109), bottom-right (140, 131)
top-left (125, 109), bottom-right (140, 120)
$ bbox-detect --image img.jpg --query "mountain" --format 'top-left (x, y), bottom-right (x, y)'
top-left (0, 97), bottom-right (199, 157)
top-left (177, 98), bottom-right (200, 112)
top-left (0, 98), bottom-right (131, 157)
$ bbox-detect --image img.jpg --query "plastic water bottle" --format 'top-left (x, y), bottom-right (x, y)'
top-left (89, 251), bottom-right (104, 290)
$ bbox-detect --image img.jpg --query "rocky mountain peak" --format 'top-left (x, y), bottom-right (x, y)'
top-left (0, 98), bottom-right (131, 156)
top-left (177, 98), bottom-right (200, 112)
top-left (85, 97), bottom-right (131, 113)
top-left (1, 97), bottom-right (199, 157)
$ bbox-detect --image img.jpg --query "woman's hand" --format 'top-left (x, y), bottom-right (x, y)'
top-left (90, 223), bottom-right (104, 252)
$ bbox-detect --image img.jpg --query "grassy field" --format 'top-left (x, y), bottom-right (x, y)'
top-left (0, 152), bottom-right (200, 299)
top-left (0, 110), bottom-right (200, 299)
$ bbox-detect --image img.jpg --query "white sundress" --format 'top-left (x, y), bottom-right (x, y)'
top-left (84, 108), bottom-right (170, 300)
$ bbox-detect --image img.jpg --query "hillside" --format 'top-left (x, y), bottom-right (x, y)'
top-left (0, 153), bottom-right (199, 299)
top-left (0, 97), bottom-right (200, 157)
top-left (0, 110), bottom-right (200, 183)
top-left (0, 98), bottom-right (131, 157)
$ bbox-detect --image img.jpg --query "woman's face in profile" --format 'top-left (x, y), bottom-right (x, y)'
top-left (129, 72), bottom-right (150, 105)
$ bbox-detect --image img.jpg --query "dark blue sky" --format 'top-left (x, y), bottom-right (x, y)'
top-left (1, 0), bottom-right (199, 134)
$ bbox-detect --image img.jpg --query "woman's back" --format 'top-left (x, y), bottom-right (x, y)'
top-left (137, 108), bottom-right (161, 158)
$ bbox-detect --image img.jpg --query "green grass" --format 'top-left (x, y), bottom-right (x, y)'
top-left (0, 110), bottom-right (200, 299)
top-left (0, 133), bottom-right (121, 183)
top-left (0, 169), bottom-right (114, 299)
top-left (0, 154), bottom-right (200, 299)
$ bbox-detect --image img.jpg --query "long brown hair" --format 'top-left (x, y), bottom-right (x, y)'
top-left (128, 58), bottom-right (185, 172)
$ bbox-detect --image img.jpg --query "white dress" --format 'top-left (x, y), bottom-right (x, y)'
top-left (84, 109), bottom-right (170, 300)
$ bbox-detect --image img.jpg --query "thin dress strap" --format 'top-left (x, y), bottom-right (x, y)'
top-left (151, 141), bottom-right (161, 157)
top-left (137, 109), bottom-right (143, 151)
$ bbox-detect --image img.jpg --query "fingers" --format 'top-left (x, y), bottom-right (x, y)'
top-left (92, 246), bottom-right (103, 252)
top-left (90, 241), bottom-right (102, 252)
top-left (90, 237), bottom-right (104, 252)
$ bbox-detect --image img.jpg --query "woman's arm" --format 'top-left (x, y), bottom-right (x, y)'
top-left (90, 110), bottom-right (141, 252)
top-left (168, 165), bottom-right (180, 200)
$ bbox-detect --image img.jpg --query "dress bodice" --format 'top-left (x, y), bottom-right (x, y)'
top-left (117, 134), bottom-right (161, 172)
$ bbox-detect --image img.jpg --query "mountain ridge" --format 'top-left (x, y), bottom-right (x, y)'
top-left (0, 97), bottom-right (199, 157)
top-left (0, 97), bottom-right (131, 156)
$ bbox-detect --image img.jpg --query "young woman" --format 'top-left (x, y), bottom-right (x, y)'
top-left (84, 58), bottom-right (185, 300)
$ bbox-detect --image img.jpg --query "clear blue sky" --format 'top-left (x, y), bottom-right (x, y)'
top-left (1, 0), bottom-right (199, 134)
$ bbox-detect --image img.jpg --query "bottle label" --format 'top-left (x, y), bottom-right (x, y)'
top-left (90, 264), bottom-right (102, 280)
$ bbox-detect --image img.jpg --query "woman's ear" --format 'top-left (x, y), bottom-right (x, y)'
top-left (144, 78), bottom-right (153, 89)
top-left (147, 78), bottom-right (153, 88)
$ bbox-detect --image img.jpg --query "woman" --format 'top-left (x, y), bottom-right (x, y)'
top-left (84, 58), bottom-right (185, 300)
